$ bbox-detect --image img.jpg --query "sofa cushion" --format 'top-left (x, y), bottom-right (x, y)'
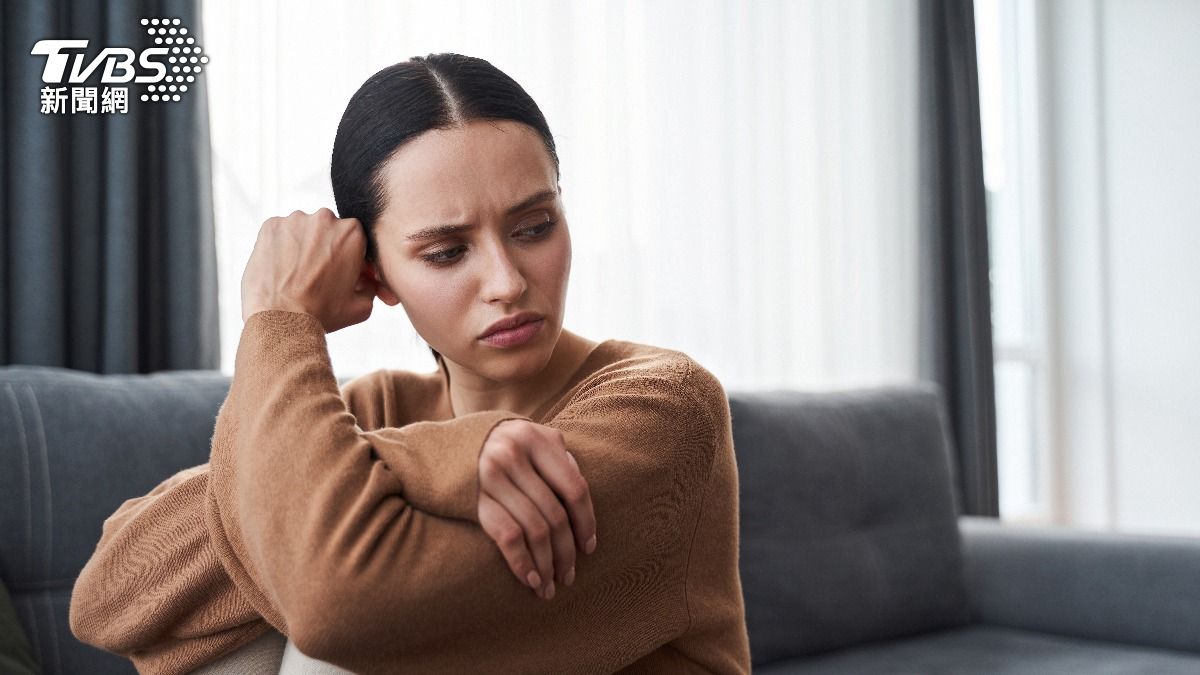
top-left (190, 627), bottom-right (286, 674)
top-left (1, 365), bottom-right (236, 674)
top-left (754, 624), bottom-right (1200, 674)
top-left (1, 365), bottom-right (362, 674)
top-left (729, 384), bottom-right (971, 665)
top-left (280, 635), bottom-right (355, 674)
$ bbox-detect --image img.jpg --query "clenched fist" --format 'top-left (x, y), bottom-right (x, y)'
top-left (241, 208), bottom-right (379, 333)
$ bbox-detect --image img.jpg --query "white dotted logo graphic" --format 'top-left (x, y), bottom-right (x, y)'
top-left (139, 17), bottom-right (207, 103)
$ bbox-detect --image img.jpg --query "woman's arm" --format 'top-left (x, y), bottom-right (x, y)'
top-left (207, 308), bottom-right (736, 674)
top-left (67, 367), bottom-right (496, 674)
top-left (68, 465), bottom-right (273, 675)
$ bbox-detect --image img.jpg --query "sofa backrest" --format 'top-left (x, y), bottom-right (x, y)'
top-left (729, 382), bottom-right (972, 667)
top-left (0, 365), bottom-right (237, 675)
top-left (3, 366), bottom-right (974, 673)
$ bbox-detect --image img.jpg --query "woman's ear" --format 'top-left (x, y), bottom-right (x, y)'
top-left (364, 260), bottom-right (402, 307)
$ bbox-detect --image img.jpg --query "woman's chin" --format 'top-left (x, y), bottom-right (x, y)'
top-left (478, 338), bottom-right (557, 379)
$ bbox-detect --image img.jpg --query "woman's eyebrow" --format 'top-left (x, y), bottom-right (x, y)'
top-left (404, 188), bottom-right (558, 242)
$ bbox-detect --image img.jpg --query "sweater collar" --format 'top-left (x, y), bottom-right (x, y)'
top-left (434, 339), bottom-right (613, 423)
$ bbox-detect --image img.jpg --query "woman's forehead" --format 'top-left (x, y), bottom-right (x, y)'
top-left (379, 120), bottom-right (557, 229)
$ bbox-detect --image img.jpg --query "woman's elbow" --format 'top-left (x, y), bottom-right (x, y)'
top-left (67, 588), bottom-right (101, 647)
top-left (68, 571), bottom-right (131, 653)
top-left (284, 559), bottom-right (397, 663)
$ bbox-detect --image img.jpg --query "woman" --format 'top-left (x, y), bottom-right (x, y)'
top-left (69, 53), bottom-right (750, 674)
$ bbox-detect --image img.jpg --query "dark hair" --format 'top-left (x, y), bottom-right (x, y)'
top-left (331, 53), bottom-right (561, 367)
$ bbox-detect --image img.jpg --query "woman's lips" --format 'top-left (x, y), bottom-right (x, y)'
top-left (478, 318), bottom-right (544, 348)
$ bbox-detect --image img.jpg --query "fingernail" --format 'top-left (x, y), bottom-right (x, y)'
top-left (565, 566), bottom-right (575, 586)
top-left (545, 582), bottom-right (555, 600)
top-left (586, 534), bottom-right (597, 554)
top-left (526, 571), bottom-right (541, 590)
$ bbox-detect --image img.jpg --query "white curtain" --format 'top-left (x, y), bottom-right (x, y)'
top-left (202, 0), bottom-right (919, 391)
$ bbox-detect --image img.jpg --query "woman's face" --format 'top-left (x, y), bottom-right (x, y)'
top-left (368, 119), bottom-right (571, 381)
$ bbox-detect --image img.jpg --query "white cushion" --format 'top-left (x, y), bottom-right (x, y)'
top-left (186, 628), bottom-right (355, 674)
top-left (189, 627), bottom-right (285, 674)
top-left (280, 636), bottom-right (357, 674)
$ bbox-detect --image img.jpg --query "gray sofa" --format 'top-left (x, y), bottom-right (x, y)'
top-left (2, 365), bottom-right (1199, 674)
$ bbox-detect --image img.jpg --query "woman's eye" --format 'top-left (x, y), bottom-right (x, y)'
top-left (520, 219), bottom-right (557, 238)
top-left (419, 219), bottom-right (556, 268)
top-left (420, 246), bottom-right (465, 266)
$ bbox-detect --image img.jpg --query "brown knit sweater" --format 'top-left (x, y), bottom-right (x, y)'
top-left (69, 309), bottom-right (751, 674)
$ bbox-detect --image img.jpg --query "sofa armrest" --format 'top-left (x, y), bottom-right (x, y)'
top-left (959, 515), bottom-right (1200, 655)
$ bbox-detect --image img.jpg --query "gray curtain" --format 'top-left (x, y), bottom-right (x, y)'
top-left (1, 0), bottom-right (219, 373)
top-left (917, 0), bottom-right (999, 518)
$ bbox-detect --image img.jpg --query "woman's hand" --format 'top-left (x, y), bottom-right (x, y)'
top-left (477, 419), bottom-right (598, 601)
top-left (241, 208), bottom-right (379, 333)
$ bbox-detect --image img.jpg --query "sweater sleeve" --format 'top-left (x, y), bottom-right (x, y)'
top-left (66, 362), bottom-right (483, 675)
top-left (67, 465), bottom-right (275, 675)
top-left (206, 309), bottom-right (726, 674)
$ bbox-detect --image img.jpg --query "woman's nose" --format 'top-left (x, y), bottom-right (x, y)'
top-left (480, 242), bottom-right (528, 303)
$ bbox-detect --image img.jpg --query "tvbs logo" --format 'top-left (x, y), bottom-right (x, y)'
top-left (32, 40), bottom-right (171, 84)
top-left (31, 17), bottom-right (206, 112)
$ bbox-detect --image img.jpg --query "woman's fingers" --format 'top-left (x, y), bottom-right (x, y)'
top-left (475, 420), bottom-right (597, 599)
top-left (529, 437), bottom-right (597, 559)
top-left (564, 451), bottom-right (597, 554)
top-left (479, 461), bottom-right (556, 599)
top-left (504, 457), bottom-right (577, 588)
top-left (477, 492), bottom-right (546, 597)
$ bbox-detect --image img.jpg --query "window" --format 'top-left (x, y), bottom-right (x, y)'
top-left (975, 0), bottom-right (1054, 523)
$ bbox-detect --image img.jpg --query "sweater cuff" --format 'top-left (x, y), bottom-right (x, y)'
top-left (243, 307), bottom-right (325, 336)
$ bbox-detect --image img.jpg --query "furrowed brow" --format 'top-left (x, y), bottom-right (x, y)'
top-left (404, 188), bottom-right (558, 242)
